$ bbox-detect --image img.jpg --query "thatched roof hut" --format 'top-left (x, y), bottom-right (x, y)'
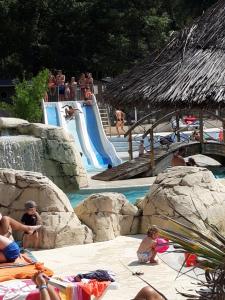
top-left (105, 0), bottom-right (225, 109)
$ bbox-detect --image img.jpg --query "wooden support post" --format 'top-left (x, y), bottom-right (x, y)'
top-left (128, 131), bottom-right (133, 160)
top-left (175, 112), bottom-right (180, 142)
top-left (223, 121), bottom-right (225, 144)
top-left (199, 110), bottom-right (204, 151)
top-left (150, 128), bottom-right (155, 172)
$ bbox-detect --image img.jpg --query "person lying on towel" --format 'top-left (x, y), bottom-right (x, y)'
top-left (0, 234), bottom-right (21, 262)
top-left (0, 213), bottom-right (41, 262)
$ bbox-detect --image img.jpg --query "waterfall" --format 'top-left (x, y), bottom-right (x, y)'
top-left (0, 135), bottom-right (43, 172)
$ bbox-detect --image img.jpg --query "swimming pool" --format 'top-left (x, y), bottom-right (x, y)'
top-left (68, 186), bottom-right (150, 208)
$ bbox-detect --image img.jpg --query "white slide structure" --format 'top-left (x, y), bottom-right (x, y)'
top-left (57, 101), bottom-right (101, 169)
top-left (91, 95), bottom-right (121, 166)
top-left (43, 98), bottom-right (121, 171)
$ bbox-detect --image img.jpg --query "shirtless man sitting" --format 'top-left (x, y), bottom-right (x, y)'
top-left (115, 108), bottom-right (125, 137)
top-left (171, 147), bottom-right (186, 167)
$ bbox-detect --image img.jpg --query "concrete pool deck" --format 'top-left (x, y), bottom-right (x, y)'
top-left (34, 235), bottom-right (195, 300)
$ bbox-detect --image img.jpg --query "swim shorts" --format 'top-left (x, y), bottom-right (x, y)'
top-left (137, 251), bottom-right (151, 263)
top-left (58, 85), bottom-right (65, 95)
top-left (3, 241), bottom-right (20, 262)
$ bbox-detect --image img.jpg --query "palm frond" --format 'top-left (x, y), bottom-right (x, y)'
top-left (157, 215), bottom-right (225, 299)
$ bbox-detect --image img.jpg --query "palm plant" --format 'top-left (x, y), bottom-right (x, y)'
top-left (158, 216), bottom-right (225, 299)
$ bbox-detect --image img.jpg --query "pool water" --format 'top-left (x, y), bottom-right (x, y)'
top-left (68, 186), bottom-right (150, 208)
top-left (213, 168), bottom-right (225, 179)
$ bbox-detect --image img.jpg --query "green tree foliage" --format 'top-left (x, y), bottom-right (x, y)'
top-left (0, 0), bottom-right (218, 79)
top-left (11, 69), bottom-right (49, 122)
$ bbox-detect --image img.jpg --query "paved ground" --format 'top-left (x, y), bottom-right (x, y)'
top-left (34, 235), bottom-right (196, 300)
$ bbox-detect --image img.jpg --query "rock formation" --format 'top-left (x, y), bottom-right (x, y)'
top-left (0, 168), bottom-right (93, 248)
top-left (140, 166), bottom-right (225, 234)
top-left (75, 193), bottom-right (139, 241)
top-left (0, 118), bottom-right (87, 192)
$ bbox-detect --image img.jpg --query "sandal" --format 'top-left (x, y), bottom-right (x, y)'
top-left (132, 271), bottom-right (144, 276)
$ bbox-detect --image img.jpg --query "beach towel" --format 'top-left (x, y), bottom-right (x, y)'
top-left (50, 276), bottom-right (113, 300)
top-left (0, 251), bottom-right (53, 282)
top-left (79, 280), bottom-right (110, 298)
top-left (0, 279), bottom-right (60, 300)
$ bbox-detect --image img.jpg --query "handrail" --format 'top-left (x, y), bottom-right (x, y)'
top-left (124, 110), bottom-right (161, 138)
top-left (143, 109), bottom-right (225, 138)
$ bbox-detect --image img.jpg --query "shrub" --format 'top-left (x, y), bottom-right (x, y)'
top-left (11, 69), bottom-right (49, 122)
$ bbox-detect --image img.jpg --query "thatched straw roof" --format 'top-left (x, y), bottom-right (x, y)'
top-left (105, 0), bottom-right (225, 109)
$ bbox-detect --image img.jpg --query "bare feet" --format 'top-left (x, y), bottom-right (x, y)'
top-left (149, 259), bottom-right (158, 264)
top-left (27, 225), bottom-right (42, 235)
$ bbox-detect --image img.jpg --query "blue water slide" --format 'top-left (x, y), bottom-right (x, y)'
top-left (83, 105), bottom-right (111, 165)
top-left (66, 118), bottom-right (90, 168)
top-left (75, 102), bottom-right (103, 168)
top-left (45, 104), bottom-right (60, 126)
top-left (57, 101), bottom-right (101, 169)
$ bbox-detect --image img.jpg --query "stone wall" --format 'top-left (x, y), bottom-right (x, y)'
top-left (0, 118), bottom-right (88, 192)
top-left (0, 169), bottom-right (93, 248)
top-left (75, 193), bottom-right (140, 242)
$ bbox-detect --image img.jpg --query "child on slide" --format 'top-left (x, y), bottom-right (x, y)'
top-left (137, 226), bottom-right (159, 264)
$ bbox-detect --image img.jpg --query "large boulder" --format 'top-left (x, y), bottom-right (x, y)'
top-left (0, 118), bottom-right (88, 192)
top-left (75, 193), bottom-right (139, 242)
top-left (140, 166), bottom-right (225, 234)
top-left (0, 169), bottom-right (93, 248)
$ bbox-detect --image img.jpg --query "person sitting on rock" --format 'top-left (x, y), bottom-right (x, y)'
top-left (0, 213), bottom-right (41, 239)
top-left (171, 147), bottom-right (186, 167)
top-left (0, 213), bottom-right (41, 261)
top-left (186, 157), bottom-right (198, 166)
top-left (21, 201), bottom-right (42, 250)
top-left (137, 226), bottom-right (159, 264)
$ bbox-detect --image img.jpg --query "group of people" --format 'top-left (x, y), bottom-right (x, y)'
top-left (47, 70), bottom-right (94, 102)
top-left (0, 200), bottom-right (41, 263)
top-left (0, 203), bottom-right (165, 300)
top-left (32, 225), bottom-right (166, 300)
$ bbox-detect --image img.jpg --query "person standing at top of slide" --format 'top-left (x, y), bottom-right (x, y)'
top-left (115, 108), bottom-right (125, 137)
top-left (78, 73), bottom-right (86, 100)
top-left (55, 70), bottom-right (65, 101)
top-left (85, 72), bottom-right (94, 93)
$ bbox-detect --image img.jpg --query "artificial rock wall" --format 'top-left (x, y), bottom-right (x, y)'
top-left (0, 118), bottom-right (88, 192)
top-left (0, 169), bottom-right (93, 248)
